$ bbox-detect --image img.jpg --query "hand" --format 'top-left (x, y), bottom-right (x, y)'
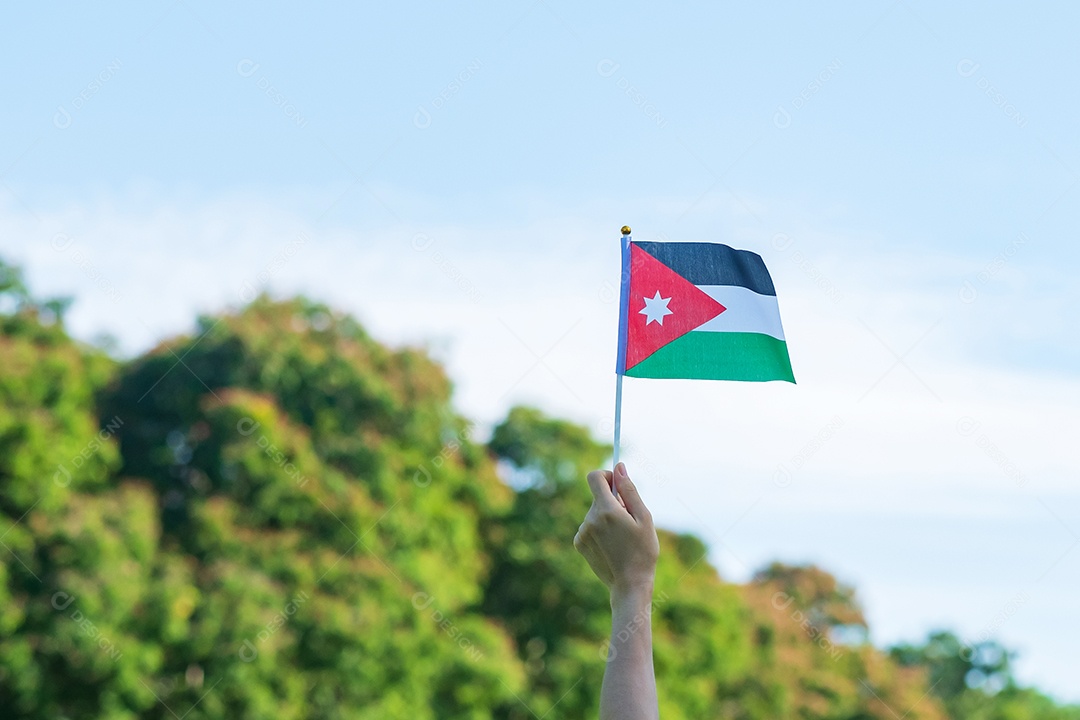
top-left (574, 463), bottom-right (659, 597)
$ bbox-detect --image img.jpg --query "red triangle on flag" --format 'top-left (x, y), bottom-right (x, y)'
top-left (625, 244), bottom-right (727, 369)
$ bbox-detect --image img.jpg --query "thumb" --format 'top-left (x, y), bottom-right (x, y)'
top-left (586, 469), bottom-right (617, 506)
top-left (613, 463), bottom-right (650, 524)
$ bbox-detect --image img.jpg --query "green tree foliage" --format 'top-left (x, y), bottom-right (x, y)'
top-left (95, 296), bottom-right (523, 718)
top-left (482, 406), bottom-right (612, 717)
top-left (0, 259), bottom-right (156, 718)
top-left (752, 562), bottom-right (867, 630)
top-left (0, 257), bottom-right (1076, 719)
top-left (745, 567), bottom-right (948, 720)
top-left (889, 631), bottom-right (1080, 720)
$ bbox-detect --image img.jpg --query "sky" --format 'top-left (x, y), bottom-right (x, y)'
top-left (2, 0), bottom-right (1078, 703)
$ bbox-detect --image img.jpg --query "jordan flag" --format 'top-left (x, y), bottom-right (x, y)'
top-left (615, 239), bottom-right (795, 382)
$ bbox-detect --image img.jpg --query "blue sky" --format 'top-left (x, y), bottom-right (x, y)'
top-left (3, 0), bottom-right (1078, 703)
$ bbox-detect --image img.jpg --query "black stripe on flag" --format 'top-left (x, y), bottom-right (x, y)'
top-left (634, 241), bottom-right (776, 296)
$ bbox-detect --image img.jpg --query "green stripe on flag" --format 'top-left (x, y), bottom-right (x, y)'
top-left (625, 331), bottom-right (795, 382)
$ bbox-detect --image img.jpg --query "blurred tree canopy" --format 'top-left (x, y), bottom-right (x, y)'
top-left (888, 631), bottom-right (1080, 720)
top-left (0, 256), bottom-right (1075, 719)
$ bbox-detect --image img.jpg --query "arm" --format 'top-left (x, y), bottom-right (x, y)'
top-left (574, 462), bottom-right (660, 720)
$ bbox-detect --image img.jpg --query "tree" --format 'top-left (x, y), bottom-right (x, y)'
top-left (1, 256), bottom-right (1077, 719)
top-left (890, 631), bottom-right (1080, 720)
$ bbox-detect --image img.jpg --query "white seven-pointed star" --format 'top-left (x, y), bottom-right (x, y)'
top-left (639, 291), bottom-right (674, 326)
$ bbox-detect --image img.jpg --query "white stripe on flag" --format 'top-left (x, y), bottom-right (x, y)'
top-left (694, 285), bottom-right (786, 340)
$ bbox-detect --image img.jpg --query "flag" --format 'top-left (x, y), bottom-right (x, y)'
top-left (615, 238), bottom-right (795, 382)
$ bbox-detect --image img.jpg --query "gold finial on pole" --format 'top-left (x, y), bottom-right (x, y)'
top-left (620, 225), bottom-right (632, 236)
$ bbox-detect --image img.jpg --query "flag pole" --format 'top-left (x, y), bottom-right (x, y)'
top-left (613, 225), bottom-right (632, 471)
top-left (613, 372), bottom-right (624, 467)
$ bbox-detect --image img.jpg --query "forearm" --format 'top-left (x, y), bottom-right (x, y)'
top-left (600, 583), bottom-right (659, 720)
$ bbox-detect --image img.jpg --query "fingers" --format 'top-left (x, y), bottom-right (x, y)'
top-left (586, 470), bottom-right (617, 506)
top-left (613, 462), bottom-right (652, 525)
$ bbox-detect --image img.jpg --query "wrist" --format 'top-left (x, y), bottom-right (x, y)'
top-left (610, 578), bottom-right (654, 610)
